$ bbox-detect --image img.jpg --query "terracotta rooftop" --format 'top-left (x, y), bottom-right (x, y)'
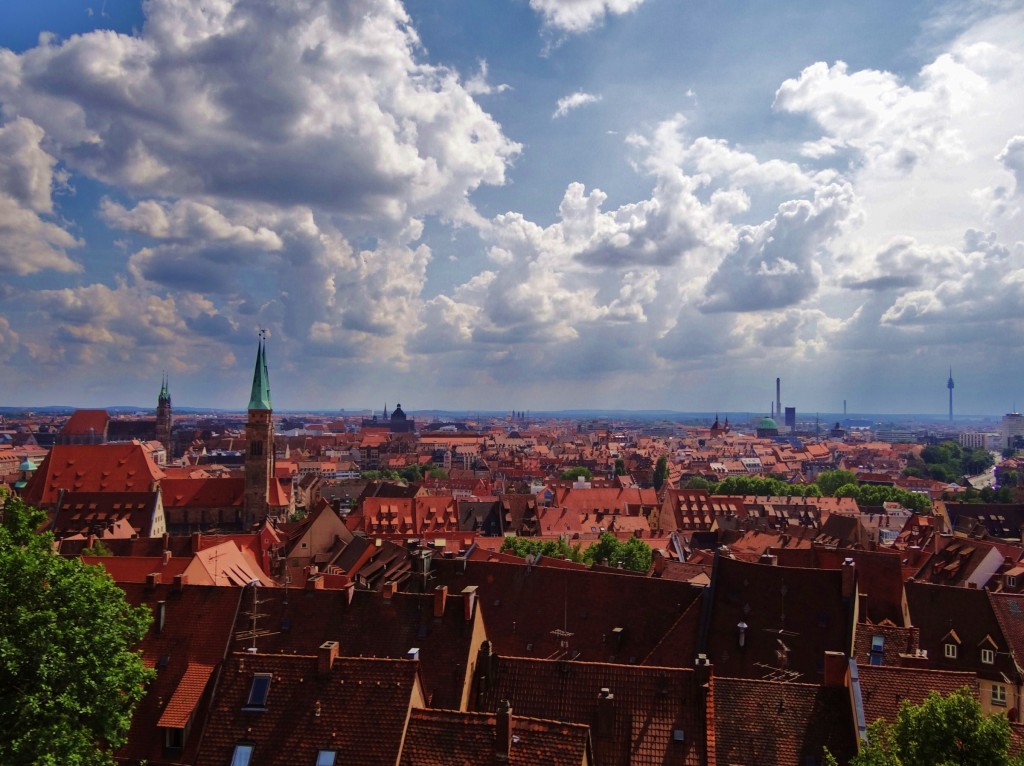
top-left (196, 652), bottom-right (421, 766)
top-left (401, 707), bottom-right (592, 766)
top-left (474, 653), bottom-right (707, 766)
top-left (857, 665), bottom-right (977, 730)
top-left (714, 676), bottom-right (858, 766)
top-left (23, 442), bottom-right (165, 506)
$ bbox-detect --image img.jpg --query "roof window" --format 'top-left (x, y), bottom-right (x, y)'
top-left (316, 752), bottom-right (337, 766)
top-left (244, 673), bottom-right (272, 710)
top-left (230, 744), bottom-right (254, 766)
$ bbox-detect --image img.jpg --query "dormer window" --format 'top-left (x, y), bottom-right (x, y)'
top-left (981, 648), bottom-right (995, 665)
top-left (244, 673), bottom-right (272, 710)
top-left (944, 643), bottom-right (958, 659)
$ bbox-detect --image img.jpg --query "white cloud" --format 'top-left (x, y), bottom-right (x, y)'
top-left (464, 60), bottom-right (511, 96)
top-left (0, 117), bottom-right (82, 274)
top-left (530, 0), bottom-right (646, 33)
top-left (0, 0), bottom-right (520, 233)
top-left (553, 91), bottom-right (602, 118)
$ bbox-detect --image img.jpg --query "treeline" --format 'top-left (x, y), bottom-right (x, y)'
top-left (684, 470), bottom-right (932, 513)
top-left (499, 532), bottom-right (653, 573)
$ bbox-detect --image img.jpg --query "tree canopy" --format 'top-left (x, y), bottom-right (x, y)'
top-left (499, 532), bottom-right (653, 573)
top-left (652, 456), bottom-right (669, 491)
top-left (833, 482), bottom-right (931, 513)
top-left (0, 493), bottom-right (153, 765)
top-left (829, 686), bottom-right (1024, 766)
top-left (559, 466), bottom-right (592, 481)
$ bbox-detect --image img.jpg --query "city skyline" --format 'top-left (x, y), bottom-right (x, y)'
top-left (1, 1), bottom-right (1023, 415)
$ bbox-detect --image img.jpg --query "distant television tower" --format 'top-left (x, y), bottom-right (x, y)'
top-left (947, 368), bottom-right (954, 423)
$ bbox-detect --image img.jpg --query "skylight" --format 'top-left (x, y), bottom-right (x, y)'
top-left (230, 744), bottom-right (254, 766)
top-left (316, 751), bottom-right (337, 766)
top-left (244, 673), bottom-right (272, 709)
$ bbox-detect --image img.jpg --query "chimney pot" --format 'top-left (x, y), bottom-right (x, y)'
top-left (462, 585), bottom-right (478, 621)
top-left (173, 573), bottom-right (188, 592)
top-left (145, 572), bottom-right (161, 591)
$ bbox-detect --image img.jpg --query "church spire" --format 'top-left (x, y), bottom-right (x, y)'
top-left (247, 331), bottom-right (272, 411)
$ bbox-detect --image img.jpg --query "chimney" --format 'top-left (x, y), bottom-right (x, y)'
top-left (383, 580), bottom-right (396, 600)
top-left (695, 653), bottom-right (712, 685)
top-left (173, 573), bottom-right (188, 593)
top-left (145, 572), bottom-right (161, 591)
top-left (343, 582), bottom-right (356, 605)
top-left (898, 649), bottom-right (929, 668)
top-left (495, 699), bottom-right (513, 763)
top-left (306, 574), bottom-right (324, 590)
top-left (594, 688), bottom-right (615, 738)
top-left (462, 585), bottom-right (478, 621)
top-left (161, 531), bottom-right (170, 551)
top-left (823, 651), bottom-right (848, 687)
top-left (434, 585), bottom-right (448, 618)
top-left (758, 552), bottom-right (777, 566)
top-left (85, 534), bottom-right (96, 550)
top-left (652, 549), bottom-right (667, 576)
top-left (162, 550), bottom-right (172, 566)
top-left (318, 640), bottom-right (339, 675)
top-left (841, 558), bottom-right (856, 600)
top-left (475, 640), bottom-right (494, 696)
top-left (191, 531), bottom-right (202, 554)
top-left (156, 600), bottom-right (166, 634)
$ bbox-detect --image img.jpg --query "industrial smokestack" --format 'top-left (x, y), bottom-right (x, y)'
top-left (776, 378), bottom-right (781, 422)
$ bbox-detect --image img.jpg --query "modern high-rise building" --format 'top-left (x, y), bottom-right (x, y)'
top-left (1002, 412), bottom-right (1024, 450)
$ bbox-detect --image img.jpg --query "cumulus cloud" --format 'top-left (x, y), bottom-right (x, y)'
top-left (701, 183), bottom-right (854, 312)
top-left (463, 60), bottom-right (511, 96)
top-left (0, 117), bottom-right (82, 274)
top-left (529, 0), bottom-right (646, 33)
top-left (998, 136), bottom-right (1024, 195)
top-left (0, 0), bottom-right (520, 232)
top-left (553, 91), bottom-right (601, 118)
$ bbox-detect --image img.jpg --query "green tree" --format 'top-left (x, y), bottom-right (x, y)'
top-left (614, 459), bottom-right (626, 476)
top-left (398, 464), bottom-right (423, 484)
top-left (581, 532), bottom-right (653, 572)
top-left (426, 467), bottom-right (449, 479)
top-left (833, 483), bottom-right (931, 513)
top-left (559, 466), bottom-right (592, 481)
top-left (816, 469), bottom-right (858, 496)
top-left (653, 456), bottom-right (669, 491)
top-left (684, 476), bottom-right (713, 490)
top-left (499, 535), bottom-right (582, 562)
top-left (0, 493), bottom-right (153, 765)
top-left (828, 686), bottom-right (1024, 766)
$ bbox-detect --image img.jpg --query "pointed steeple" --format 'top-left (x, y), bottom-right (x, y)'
top-left (247, 332), bottom-right (272, 411)
top-left (158, 373), bottom-right (170, 405)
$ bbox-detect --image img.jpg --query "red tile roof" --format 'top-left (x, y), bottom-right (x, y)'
top-left (401, 707), bottom-right (591, 766)
top-left (857, 665), bottom-right (977, 729)
top-left (429, 558), bottom-right (703, 664)
top-left (23, 442), bottom-right (165, 506)
top-left (195, 653), bottom-right (420, 766)
top-left (714, 676), bottom-right (857, 765)
top-left (161, 477), bottom-right (245, 508)
top-left (60, 409), bottom-right (110, 436)
top-left (474, 654), bottom-right (706, 766)
top-left (51, 491), bottom-right (160, 538)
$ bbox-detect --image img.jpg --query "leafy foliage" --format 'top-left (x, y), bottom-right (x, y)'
top-left (559, 466), bottom-right (592, 481)
top-left (833, 482), bottom-right (931, 513)
top-left (816, 469), bottom-right (858, 496)
top-left (653, 456), bottom-right (669, 491)
top-left (0, 493), bottom-right (153, 765)
top-left (907, 440), bottom-right (994, 483)
top-left (499, 532), bottom-right (653, 572)
top-left (499, 535), bottom-right (582, 562)
top-left (708, 475), bottom-right (822, 498)
top-left (830, 686), bottom-right (1024, 766)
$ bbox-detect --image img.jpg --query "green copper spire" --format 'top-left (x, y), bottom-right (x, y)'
top-left (158, 373), bottom-right (170, 405)
top-left (247, 332), bottom-right (272, 411)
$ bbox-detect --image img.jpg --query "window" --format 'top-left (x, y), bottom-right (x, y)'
top-left (244, 673), bottom-right (272, 710)
top-left (992, 684), bottom-right (1007, 706)
top-left (316, 752), bottom-right (337, 766)
top-left (981, 648), bottom-right (995, 665)
top-left (164, 727), bottom-right (184, 749)
top-left (944, 643), bottom-right (957, 659)
top-left (230, 744), bottom-right (254, 766)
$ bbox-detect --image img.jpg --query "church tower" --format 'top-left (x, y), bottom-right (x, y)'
top-left (244, 333), bottom-right (274, 527)
top-left (156, 373), bottom-right (173, 460)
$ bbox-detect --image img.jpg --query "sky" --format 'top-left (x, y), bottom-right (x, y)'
top-left (0, 0), bottom-right (1022, 415)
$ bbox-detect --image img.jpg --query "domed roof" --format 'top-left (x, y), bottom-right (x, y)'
top-left (391, 403), bottom-right (407, 420)
top-left (758, 417), bottom-right (778, 430)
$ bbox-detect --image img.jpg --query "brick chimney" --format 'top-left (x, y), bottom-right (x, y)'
top-left (383, 580), bottom-right (397, 600)
top-left (434, 585), bottom-right (448, 618)
top-left (495, 699), bottom-right (513, 763)
top-left (145, 572), bottom-right (161, 591)
top-left (841, 557), bottom-right (856, 600)
top-left (594, 688), bottom-right (615, 738)
top-left (191, 531), bottom-right (202, 554)
top-left (173, 573), bottom-right (188, 593)
top-left (823, 651), bottom-right (848, 687)
top-left (318, 640), bottom-right (339, 675)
